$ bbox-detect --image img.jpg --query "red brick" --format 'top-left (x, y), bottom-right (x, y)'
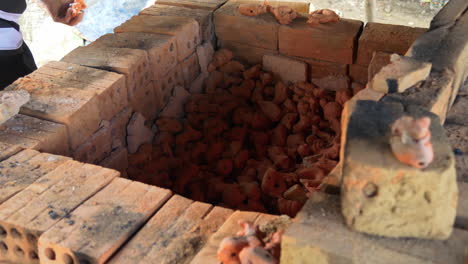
top-left (131, 81), bottom-right (159, 121)
top-left (0, 114), bottom-right (69, 155)
top-left (368, 51), bottom-right (392, 82)
top-left (140, 4), bottom-right (214, 45)
top-left (115, 15), bottom-right (200, 62)
top-left (39, 178), bottom-right (172, 264)
top-left (279, 17), bottom-right (363, 64)
top-left (6, 77), bottom-right (102, 150)
top-left (263, 54), bottom-right (308, 84)
top-left (349, 64), bottom-right (368, 84)
top-left (0, 161), bottom-right (118, 264)
top-left (30, 61), bottom-right (127, 122)
top-left (62, 46), bottom-right (150, 102)
top-left (196, 42), bottom-right (215, 74)
top-left (0, 142), bottom-right (23, 162)
top-left (156, 0), bottom-right (227, 11)
top-left (296, 56), bottom-right (348, 79)
top-left (89, 32), bottom-right (178, 80)
top-left (214, 1), bottom-right (279, 50)
top-left (109, 107), bottom-right (132, 150)
top-left (219, 40), bottom-right (278, 66)
top-left (0, 150), bottom-right (70, 204)
top-left (160, 65), bottom-right (184, 104)
top-left (181, 52), bottom-right (201, 86)
top-left (356, 23), bottom-right (427, 66)
top-left (72, 121), bottom-right (112, 164)
top-left (99, 147), bottom-right (129, 174)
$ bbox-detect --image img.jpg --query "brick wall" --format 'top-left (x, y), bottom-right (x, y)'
top-left (0, 0), bottom-right (429, 180)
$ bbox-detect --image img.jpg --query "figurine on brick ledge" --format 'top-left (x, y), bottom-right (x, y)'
top-left (0, 0), bottom-right (85, 90)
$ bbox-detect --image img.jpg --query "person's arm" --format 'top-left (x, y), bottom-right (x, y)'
top-left (34, 0), bottom-right (84, 26)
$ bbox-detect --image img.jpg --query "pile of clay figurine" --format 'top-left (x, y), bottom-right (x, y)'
top-left (128, 49), bottom-right (354, 216)
top-left (218, 220), bottom-right (283, 264)
top-left (238, 0), bottom-right (340, 26)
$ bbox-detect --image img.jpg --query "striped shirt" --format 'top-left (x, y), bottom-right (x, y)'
top-left (0, 1), bottom-right (27, 51)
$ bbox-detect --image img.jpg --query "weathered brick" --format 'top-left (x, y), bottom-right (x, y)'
top-left (38, 178), bottom-right (172, 264)
top-left (115, 15), bottom-right (200, 62)
top-left (109, 195), bottom-right (229, 264)
top-left (297, 56), bottom-right (348, 79)
top-left (33, 61), bottom-right (127, 121)
top-left (0, 150), bottom-right (70, 205)
top-left (140, 4), bottom-right (214, 45)
top-left (190, 73), bottom-right (208, 94)
top-left (356, 23), bottom-right (427, 66)
top-left (197, 42), bottom-right (215, 74)
top-left (156, 0), bottom-right (227, 11)
top-left (279, 17), bottom-right (363, 64)
top-left (383, 70), bottom-right (454, 123)
top-left (408, 6), bottom-right (467, 108)
top-left (130, 81), bottom-right (158, 121)
top-left (99, 147), bottom-right (129, 174)
top-left (214, 1), bottom-right (279, 50)
top-left (181, 52), bottom-right (201, 86)
top-left (219, 40), bottom-right (278, 65)
top-left (446, 95), bottom-right (468, 126)
top-left (0, 114), bottom-right (69, 155)
top-left (153, 82), bottom-right (167, 115)
top-left (72, 121), bottom-right (112, 164)
top-left (368, 51), bottom-right (392, 82)
top-left (89, 32), bottom-right (178, 80)
top-left (160, 65), bottom-right (184, 104)
top-left (263, 54), bottom-right (307, 84)
top-left (341, 101), bottom-right (457, 239)
top-left (457, 181), bottom-right (468, 230)
top-left (349, 64), bottom-right (368, 84)
top-left (5, 77), bottom-right (102, 150)
top-left (282, 195), bottom-right (468, 264)
top-left (0, 160), bottom-right (118, 264)
top-left (0, 142), bottom-right (22, 162)
top-left (62, 46), bottom-right (149, 102)
top-left (445, 123), bottom-right (468, 182)
top-left (234, 0), bottom-right (311, 13)
top-left (369, 54), bottom-right (432, 94)
top-left (109, 107), bottom-right (132, 150)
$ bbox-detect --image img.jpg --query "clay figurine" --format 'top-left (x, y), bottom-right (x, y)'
top-left (217, 220), bottom-right (280, 264)
top-left (238, 0), bottom-right (269, 16)
top-left (389, 116), bottom-right (434, 169)
top-left (307, 9), bottom-right (340, 26)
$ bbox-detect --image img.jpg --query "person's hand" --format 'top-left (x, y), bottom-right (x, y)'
top-left (53, 1), bottom-right (84, 26)
top-left (35, 0), bottom-right (85, 26)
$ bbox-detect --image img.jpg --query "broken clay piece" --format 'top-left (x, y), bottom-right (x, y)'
top-left (238, 1), bottom-right (269, 16)
top-left (307, 9), bottom-right (340, 27)
top-left (268, 5), bottom-right (298, 25)
top-left (217, 220), bottom-right (281, 264)
top-left (390, 116), bottom-right (434, 169)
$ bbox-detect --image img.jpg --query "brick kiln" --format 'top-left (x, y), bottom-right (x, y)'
top-left (0, 0), bottom-right (467, 263)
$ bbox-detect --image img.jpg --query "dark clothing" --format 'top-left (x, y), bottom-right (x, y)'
top-left (0, 0), bottom-right (36, 90)
top-left (0, 0), bottom-right (27, 14)
top-left (0, 42), bottom-right (36, 90)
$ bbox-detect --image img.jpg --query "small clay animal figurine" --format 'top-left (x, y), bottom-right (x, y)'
top-left (389, 116), bottom-right (434, 169)
top-left (307, 9), bottom-right (340, 26)
top-left (268, 5), bottom-right (297, 25)
top-left (238, 0), bottom-right (269, 16)
top-left (217, 220), bottom-right (280, 264)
